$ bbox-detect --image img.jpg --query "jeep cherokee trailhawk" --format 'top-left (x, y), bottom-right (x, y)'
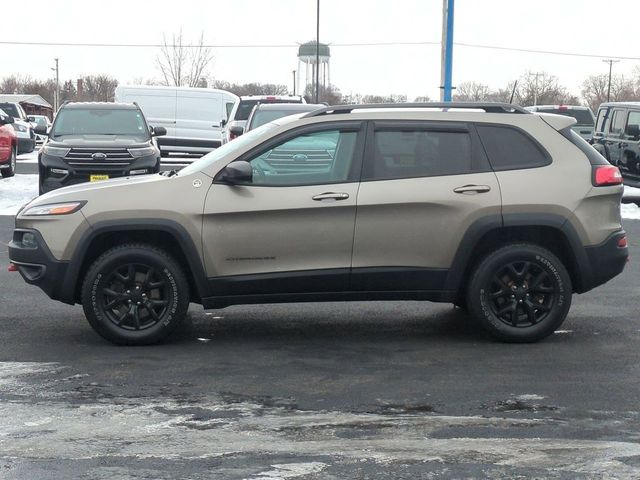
top-left (9, 103), bottom-right (628, 345)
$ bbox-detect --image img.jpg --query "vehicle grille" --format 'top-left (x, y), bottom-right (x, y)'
top-left (64, 148), bottom-right (134, 168)
top-left (264, 149), bottom-right (333, 172)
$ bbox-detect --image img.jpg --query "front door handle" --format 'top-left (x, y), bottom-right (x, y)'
top-left (312, 192), bottom-right (350, 201)
top-left (453, 184), bottom-right (491, 194)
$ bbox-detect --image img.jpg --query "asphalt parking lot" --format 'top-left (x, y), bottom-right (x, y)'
top-left (1, 187), bottom-right (640, 478)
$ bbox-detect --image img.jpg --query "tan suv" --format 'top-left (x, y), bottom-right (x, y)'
top-left (8, 103), bottom-right (629, 345)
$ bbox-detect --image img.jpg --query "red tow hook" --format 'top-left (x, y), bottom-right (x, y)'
top-left (8, 263), bottom-right (18, 272)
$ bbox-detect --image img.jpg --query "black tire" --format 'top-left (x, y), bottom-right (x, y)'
top-left (1, 147), bottom-right (16, 178)
top-left (466, 243), bottom-right (572, 343)
top-left (81, 243), bottom-right (190, 345)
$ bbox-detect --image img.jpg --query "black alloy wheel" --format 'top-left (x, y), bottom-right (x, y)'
top-left (466, 243), bottom-right (572, 343)
top-left (81, 244), bottom-right (189, 345)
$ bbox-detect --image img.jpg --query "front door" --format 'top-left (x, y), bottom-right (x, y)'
top-left (606, 108), bottom-right (627, 166)
top-left (202, 122), bottom-right (365, 296)
top-left (351, 121), bottom-right (502, 292)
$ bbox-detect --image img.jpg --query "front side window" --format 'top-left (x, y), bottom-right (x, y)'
top-left (595, 108), bottom-right (609, 133)
top-left (363, 128), bottom-right (475, 181)
top-left (247, 129), bottom-right (358, 186)
top-left (610, 109), bottom-right (627, 135)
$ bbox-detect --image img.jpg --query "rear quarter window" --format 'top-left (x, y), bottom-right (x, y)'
top-left (476, 125), bottom-right (551, 171)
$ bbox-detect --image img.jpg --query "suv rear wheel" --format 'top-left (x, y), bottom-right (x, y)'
top-left (1, 147), bottom-right (16, 178)
top-left (81, 243), bottom-right (189, 345)
top-left (466, 243), bottom-right (572, 343)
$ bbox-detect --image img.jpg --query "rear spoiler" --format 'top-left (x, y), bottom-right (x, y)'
top-left (537, 113), bottom-right (576, 131)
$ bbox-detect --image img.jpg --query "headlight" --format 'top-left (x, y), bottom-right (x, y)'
top-left (12, 123), bottom-right (27, 132)
top-left (22, 201), bottom-right (86, 216)
top-left (42, 145), bottom-right (70, 157)
top-left (128, 146), bottom-right (157, 158)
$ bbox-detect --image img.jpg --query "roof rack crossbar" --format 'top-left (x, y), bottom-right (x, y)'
top-left (302, 102), bottom-right (530, 118)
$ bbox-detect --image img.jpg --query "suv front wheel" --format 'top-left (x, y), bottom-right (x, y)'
top-left (81, 243), bottom-right (190, 345)
top-left (466, 243), bottom-right (572, 343)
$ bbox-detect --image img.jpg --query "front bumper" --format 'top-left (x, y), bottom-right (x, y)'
top-left (8, 228), bottom-right (72, 304)
top-left (40, 153), bottom-right (160, 193)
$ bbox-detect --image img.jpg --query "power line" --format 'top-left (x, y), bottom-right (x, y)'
top-left (1, 39), bottom-right (639, 61)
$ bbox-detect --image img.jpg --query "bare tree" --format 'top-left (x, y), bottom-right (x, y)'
top-left (582, 73), bottom-right (638, 112)
top-left (454, 81), bottom-right (491, 101)
top-left (157, 31), bottom-right (213, 87)
top-left (80, 75), bottom-right (118, 102)
top-left (515, 71), bottom-right (577, 106)
top-left (212, 80), bottom-right (289, 96)
top-left (413, 95), bottom-right (432, 102)
top-left (303, 83), bottom-right (342, 104)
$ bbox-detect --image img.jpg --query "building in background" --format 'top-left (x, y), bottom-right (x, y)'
top-left (0, 94), bottom-right (53, 119)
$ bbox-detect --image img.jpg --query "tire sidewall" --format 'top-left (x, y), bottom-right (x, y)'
top-left (468, 245), bottom-right (572, 342)
top-left (82, 246), bottom-right (189, 345)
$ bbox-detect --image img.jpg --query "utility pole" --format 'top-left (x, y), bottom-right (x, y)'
top-left (292, 70), bottom-right (296, 96)
top-left (315, 0), bottom-right (320, 103)
top-left (532, 72), bottom-right (543, 106)
top-left (52, 58), bottom-right (59, 112)
top-left (439, 0), bottom-right (455, 102)
top-left (603, 59), bottom-right (619, 102)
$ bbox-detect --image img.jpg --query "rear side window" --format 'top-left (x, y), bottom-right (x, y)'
top-left (595, 108), bottom-right (609, 133)
top-left (609, 109), bottom-right (627, 135)
top-left (476, 125), bottom-right (550, 171)
top-left (363, 127), bottom-right (484, 181)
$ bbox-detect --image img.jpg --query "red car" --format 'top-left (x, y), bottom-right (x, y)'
top-left (0, 108), bottom-right (17, 178)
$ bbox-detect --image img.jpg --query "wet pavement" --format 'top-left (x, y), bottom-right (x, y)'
top-left (1, 215), bottom-right (640, 478)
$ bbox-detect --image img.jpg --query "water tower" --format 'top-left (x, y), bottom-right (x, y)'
top-left (297, 41), bottom-right (330, 97)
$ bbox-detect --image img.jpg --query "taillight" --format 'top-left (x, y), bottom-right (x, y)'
top-left (592, 165), bottom-right (622, 186)
top-left (8, 263), bottom-right (18, 272)
top-left (617, 236), bottom-right (628, 248)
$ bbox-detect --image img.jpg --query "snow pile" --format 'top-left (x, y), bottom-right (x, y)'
top-left (624, 185), bottom-right (640, 198)
top-left (621, 202), bottom-right (640, 220)
top-left (0, 175), bottom-right (38, 216)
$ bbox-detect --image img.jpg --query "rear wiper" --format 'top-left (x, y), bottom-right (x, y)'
top-left (161, 169), bottom-right (178, 177)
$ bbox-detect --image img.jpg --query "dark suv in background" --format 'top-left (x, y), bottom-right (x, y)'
top-left (37, 102), bottom-right (166, 194)
top-left (592, 102), bottom-right (640, 187)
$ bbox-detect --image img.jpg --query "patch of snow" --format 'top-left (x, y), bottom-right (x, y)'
top-left (247, 462), bottom-right (328, 480)
top-left (0, 174), bottom-right (38, 216)
top-left (621, 202), bottom-right (640, 220)
top-left (554, 330), bottom-right (574, 334)
top-left (623, 185), bottom-right (640, 198)
top-left (515, 394), bottom-right (546, 401)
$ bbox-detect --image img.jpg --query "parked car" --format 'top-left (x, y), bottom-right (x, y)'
top-left (0, 102), bottom-right (36, 154)
top-left (115, 85), bottom-right (237, 156)
top-left (36, 102), bottom-right (165, 194)
top-left (222, 95), bottom-right (305, 144)
top-left (591, 102), bottom-right (640, 188)
top-left (30, 114), bottom-right (52, 146)
top-left (525, 105), bottom-right (595, 140)
top-left (9, 102), bottom-right (627, 345)
top-left (0, 108), bottom-right (17, 178)
top-left (244, 103), bottom-right (324, 134)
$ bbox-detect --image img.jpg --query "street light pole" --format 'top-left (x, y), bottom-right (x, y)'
top-left (440, 0), bottom-right (455, 102)
top-left (315, 0), bottom-right (320, 103)
top-left (52, 58), bottom-right (59, 112)
top-left (603, 59), bottom-right (619, 102)
top-left (292, 70), bottom-right (296, 96)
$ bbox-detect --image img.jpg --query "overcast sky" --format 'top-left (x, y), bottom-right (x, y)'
top-left (2, 0), bottom-right (639, 101)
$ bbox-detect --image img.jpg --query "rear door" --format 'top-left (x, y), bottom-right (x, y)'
top-left (351, 121), bottom-right (501, 292)
top-left (176, 91), bottom-right (223, 147)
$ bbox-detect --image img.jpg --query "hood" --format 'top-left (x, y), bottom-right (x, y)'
top-left (48, 134), bottom-right (151, 147)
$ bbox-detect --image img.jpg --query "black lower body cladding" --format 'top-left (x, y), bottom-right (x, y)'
top-left (584, 230), bottom-right (629, 290)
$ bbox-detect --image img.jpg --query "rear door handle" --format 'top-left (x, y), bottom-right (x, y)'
top-left (453, 184), bottom-right (491, 194)
top-left (312, 192), bottom-right (350, 201)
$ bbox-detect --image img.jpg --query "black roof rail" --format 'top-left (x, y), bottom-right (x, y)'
top-left (302, 102), bottom-right (530, 118)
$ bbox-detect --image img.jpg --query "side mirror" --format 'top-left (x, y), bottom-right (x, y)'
top-left (152, 126), bottom-right (167, 137)
top-left (625, 124), bottom-right (640, 138)
top-left (33, 124), bottom-right (48, 135)
top-left (221, 119), bottom-right (227, 127)
top-left (27, 116), bottom-right (35, 122)
top-left (0, 115), bottom-right (14, 125)
top-left (229, 125), bottom-right (244, 138)
top-left (218, 160), bottom-right (253, 184)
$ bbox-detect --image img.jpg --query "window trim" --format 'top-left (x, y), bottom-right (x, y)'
top-left (214, 120), bottom-right (366, 187)
top-left (474, 122), bottom-right (552, 172)
top-left (360, 120), bottom-right (491, 183)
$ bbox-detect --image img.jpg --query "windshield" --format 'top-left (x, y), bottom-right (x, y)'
top-left (236, 99), bottom-right (303, 121)
top-left (250, 110), bottom-right (307, 130)
top-left (179, 123), bottom-right (278, 176)
top-left (33, 116), bottom-right (48, 127)
top-left (0, 103), bottom-right (19, 118)
top-left (537, 108), bottom-right (594, 126)
top-left (51, 108), bottom-right (149, 137)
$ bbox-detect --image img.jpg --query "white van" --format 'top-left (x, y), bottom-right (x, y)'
top-left (114, 85), bottom-right (238, 156)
